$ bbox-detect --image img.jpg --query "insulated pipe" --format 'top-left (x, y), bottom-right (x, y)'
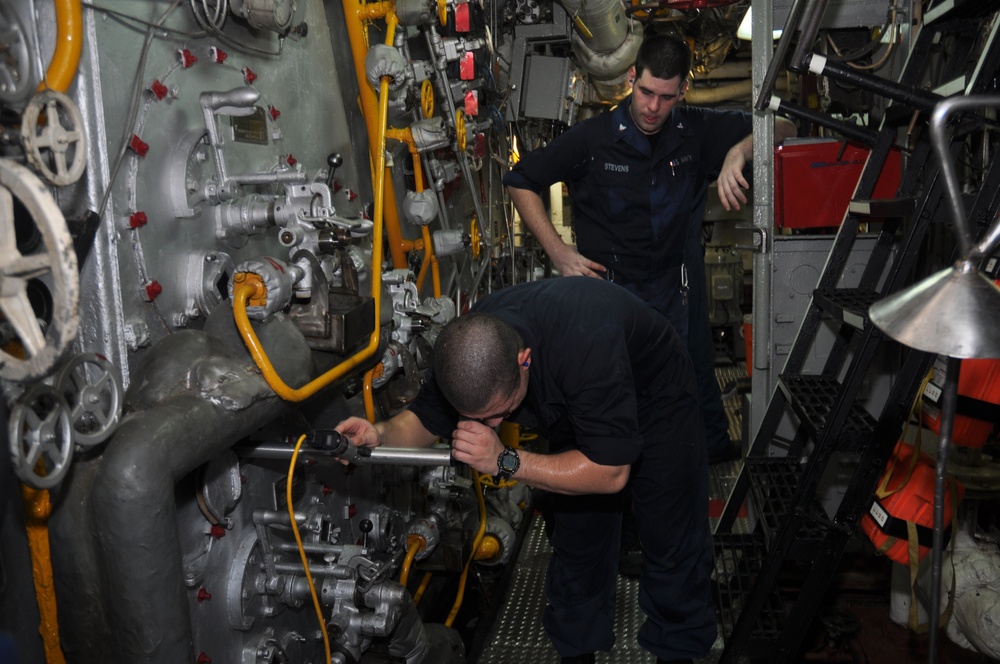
top-left (385, 127), bottom-right (442, 297)
top-left (84, 326), bottom-right (310, 663)
top-left (560, 0), bottom-right (628, 54)
top-left (562, 0), bottom-right (641, 102)
top-left (808, 54), bottom-right (943, 114)
top-left (40, 0), bottom-right (82, 92)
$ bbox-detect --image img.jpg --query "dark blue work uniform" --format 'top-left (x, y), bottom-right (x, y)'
top-left (504, 98), bottom-right (752, 454)
top-left (409, 278), bottom-right (716, 660)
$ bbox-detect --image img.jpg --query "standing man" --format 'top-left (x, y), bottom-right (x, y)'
top-left (503, 32), bottom-right (797, 464)
top-left (336, 278), bottom-right (715, 664)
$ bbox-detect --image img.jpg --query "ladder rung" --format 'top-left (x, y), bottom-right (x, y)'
top-left (713, 533), bottom-right (784, 648)
top-left (848, 197), bottom-right (915, 217)
top-left (813, 288), bottom-right (880, 330)
top-left (778, 374), bottom-right (877, 450)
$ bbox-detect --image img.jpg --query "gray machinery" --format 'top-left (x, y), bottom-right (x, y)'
top-left (4, 0), bottom-right (999, 663)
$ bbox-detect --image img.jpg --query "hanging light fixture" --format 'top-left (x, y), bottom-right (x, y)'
top-left (869, 94), bottom-right (1000, 664)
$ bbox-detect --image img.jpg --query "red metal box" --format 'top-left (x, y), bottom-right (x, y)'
top-left (774, 139), bottom-right (901, 229)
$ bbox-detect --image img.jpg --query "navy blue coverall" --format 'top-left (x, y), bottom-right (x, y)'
top-left (503, 97), bottom-right (752, 455)
top-left (409, 278), bottom-right (716, 660)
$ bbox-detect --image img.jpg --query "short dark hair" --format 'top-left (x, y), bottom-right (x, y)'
top-left (432, 313), bottom-right (523, 413)
top-left (634, 33), bottom-right (691, 82)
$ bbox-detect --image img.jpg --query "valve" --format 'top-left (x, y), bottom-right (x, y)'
top-left (325, 153), bottom-right (343, 191)
top-left (55, 353), bottom-right (124, 447)
top-left (21, 89), bottom-right (87, 186)
top-left (0, 159), bottom-right (79, 382)
top-left (8, 384), bottom-right (74, 489)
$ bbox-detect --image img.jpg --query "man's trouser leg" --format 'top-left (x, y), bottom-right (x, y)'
top-left (633, 392), bottom-right (717, 660)
top-left (541, 492), bottom-right (624, 657)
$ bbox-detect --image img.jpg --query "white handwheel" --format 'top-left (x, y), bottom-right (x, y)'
top-left (0, 4), bottom-right (35, 106)
top-left (56, 353), bottom-right (123, 447)
top-left (0, 159), bottom-right (80, 382)
top-left (8, 384), bottom-right (74, 489)
top-left (21, 90), bottom-right (87, 186)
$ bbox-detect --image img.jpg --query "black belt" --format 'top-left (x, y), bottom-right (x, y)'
top-left (593, 253), bottom-right (683, 284)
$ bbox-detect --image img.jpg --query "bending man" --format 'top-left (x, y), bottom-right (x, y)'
top-left (336, 278), bottom-right (714, 664)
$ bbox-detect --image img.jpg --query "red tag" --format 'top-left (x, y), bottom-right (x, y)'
top-left (460, 51), bottom-right (475, 80)
top-left (464, 90), bottom-right (479, 116)
top-left (455, 2), bottom-right (470, 31)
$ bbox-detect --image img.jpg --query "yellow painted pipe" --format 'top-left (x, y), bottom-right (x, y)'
top-left (385, 127), bottom-right (442, 298)
top-left (233, 73), bottom-right (392, 401)
top-left (342, 0), bottom-right (409, 269)
top-left (363, 367), bottom-right (377, 421)
top-left (21, 485), bottom-right (66, 664)
top-left (40, 0), bottom-right (83, 93)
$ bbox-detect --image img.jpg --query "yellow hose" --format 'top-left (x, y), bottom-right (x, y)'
top-left (40, 0), bottom-right (83, 93)
top-left (413, 571), bottom-right (432, 605)
top-left (444, 470), bottom-right (488, 627)
top-left (399, 536), bottom-right (425, 587)
top-left (287, 434), bottom-right (332, 664)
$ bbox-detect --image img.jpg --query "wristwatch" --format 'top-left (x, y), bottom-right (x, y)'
top-left (495, 446), bottom-right (520, 481)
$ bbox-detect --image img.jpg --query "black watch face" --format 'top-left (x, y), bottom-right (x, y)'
top-left (499, 448), bottom-right (519, 473)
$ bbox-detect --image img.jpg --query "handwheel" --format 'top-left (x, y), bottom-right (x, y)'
top-left (21, 89), bottom-right (87, 186)
top-left (8, 384), bottom-right (74, 489)
top-left (0, 4), bottom-right (35, 106)
top-left (56, 353), bottom-right (123, 447)
top-left (0, 159), bottom-right (80, 382)
top-left (420, 79), bottom-right (435, 119)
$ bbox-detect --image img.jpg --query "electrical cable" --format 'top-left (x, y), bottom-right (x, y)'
top-left (287, 433), bottom-right (333, 664)
top-left (81, 1), bottom-right (207, 38)
top-left (444, 469), bottom-right (488, 627)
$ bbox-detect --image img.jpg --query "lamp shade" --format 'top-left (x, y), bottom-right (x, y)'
top-left (869, 260), bottom-right (1000, 359)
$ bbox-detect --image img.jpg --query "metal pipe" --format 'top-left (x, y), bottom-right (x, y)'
top-left (754, 0), bottom-right (809, 110)
top-left (92, 389), bottom-right (300, 659)
top-left (809, 54), bottom-right (942, 114)
top-left (789, 0), bottom-right (830, 72)
top-left (768, 96), bottom-right (878, 145)
top-left (233, 442), bottom-right (454, 466)
top-left (342, 0), bottom-right (408, 268)
top-left (930, 95), bottom-right (1000, 260)
top-left (929, 356), bottom-right (960, 664)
